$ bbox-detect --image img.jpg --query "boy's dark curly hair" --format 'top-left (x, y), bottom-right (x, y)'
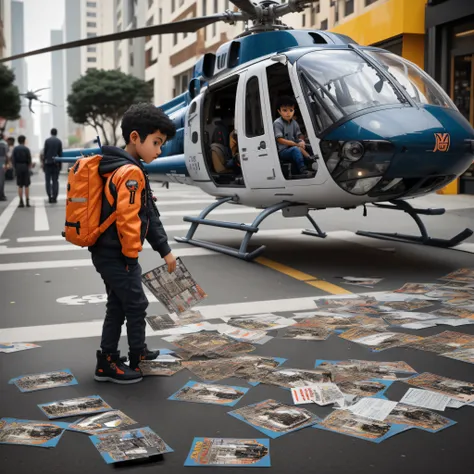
top-left (276, 96), bottom-right (296, 110)
top-left (121, 103), bottom-right (177, 144)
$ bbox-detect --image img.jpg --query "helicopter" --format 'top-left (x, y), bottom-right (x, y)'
top-left (2, 0), bottom-right (474, 261)
top-left (19, 87), bottom-right (56, 114)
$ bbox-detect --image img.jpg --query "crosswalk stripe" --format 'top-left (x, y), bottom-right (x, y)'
top-left (33, 198), bottom-right (49, 231)
top-left (0, 197), bottom-right (19, 238)
top-left (0, 247), bottom-right (218, 271)
top-left (0, 296), bottom-right (326, 343)
top-left (9, 229), bottom-right (474, 255)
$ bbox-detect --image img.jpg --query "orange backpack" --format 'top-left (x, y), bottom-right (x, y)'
top-left (63, 155), bottom-right (117, 247)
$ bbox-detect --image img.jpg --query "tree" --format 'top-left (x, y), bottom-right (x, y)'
top-left (0, 64), bottom-right (21, 133)
top-left (67, 69), bottom-right (153, 146)
top-left (67, 135), bottom-right (80, 147)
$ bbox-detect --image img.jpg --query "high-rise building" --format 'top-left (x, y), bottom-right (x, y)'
top-left (50, 30), bottom-right (67, 144)
top-left (0, 0), bottom-right (12, 60)
top-left (63, 0), bottom-right (116, 143)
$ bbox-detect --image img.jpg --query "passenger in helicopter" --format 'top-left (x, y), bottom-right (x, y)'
top-left (273, 96), bottom-right (313, 178)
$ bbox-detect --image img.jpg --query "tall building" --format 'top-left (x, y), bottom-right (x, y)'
top-left (0, 0), bottom-right (12, 60)
top-left (63, 0), bottom-right (116, 143)
top-left (50, 30), bottom-right (66, 143)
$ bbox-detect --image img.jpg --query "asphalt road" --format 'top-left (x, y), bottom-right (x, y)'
top-left (1, 172), bottom-right (474, 474)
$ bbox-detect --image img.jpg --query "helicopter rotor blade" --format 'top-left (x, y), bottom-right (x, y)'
top-left (32, 87), bottom-right (50, 94)
top-left (0, 14), bottom-right (228, 63)
top-left (228, 0), bottom-right (258, 16)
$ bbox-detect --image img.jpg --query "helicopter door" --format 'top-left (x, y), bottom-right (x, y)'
top-left (236, 70), bottom-right (283, 189)
top-left (184, 94), bottom-right (212, 183)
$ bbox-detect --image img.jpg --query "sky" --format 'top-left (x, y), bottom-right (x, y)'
top-left (22, 0), bottom-right (65, 137)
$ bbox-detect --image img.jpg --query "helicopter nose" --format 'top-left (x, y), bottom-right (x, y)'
top-left (321, 106), bottom-right (474, 198)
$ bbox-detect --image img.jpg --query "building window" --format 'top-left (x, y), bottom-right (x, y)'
top-left (117, 9), bottom-right (122, 20)
top-left (87, 57), bottom-right (97, 63)
top-left (171, 0), bottom-right (175, 12)
top-left (365, 0), bottom-right (378, 5)
top-left (129, 38), bottom-right (133, 45)
top-left (302, 14), bottom-right (306, 27)
top-left (179, 0), bottom-right (185, 6)
top-left (86, 12), bottom-right (96, 17)
top-left (86, 1), bottom-right (96, 7)
top-left (203, 0), bottom-right (207, 15)
top-left (173, 33), bottom-right (178, 45)
top-left (87, 32), bottom-right (97, 38)
top-left (173, 68), bottom-right (193, 96)
top-left (310, 5), bottom-right (316, 25)
top-left (345, 0), bottom-right (354, 16)
top-left (148, 78), bottom-right (154, 102)
top-left (145, 48), bottom-right (157, 68)
top-left (320, 19), bottom-right (328, 30)
top-left (87, 21), bottom-right (97, 28)
top-left (146, 16), bottom-right (154, 27)
top-left (130, 53), bottom-right (134, 67)
top-left (87, 46), bottom-right (97, 53)
top-left (148, 0), bottom-right (153, 7)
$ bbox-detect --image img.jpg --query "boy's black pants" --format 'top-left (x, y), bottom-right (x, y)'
top-left (91, 253), bottom-right (148, 353)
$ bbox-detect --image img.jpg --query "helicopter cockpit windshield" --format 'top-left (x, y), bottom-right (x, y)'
top-left (297, 49), bottom-right (457, 134)
top-left (297, 49), bottom-right (409, 133)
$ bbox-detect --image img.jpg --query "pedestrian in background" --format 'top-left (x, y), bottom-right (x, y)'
top-left (12, 135), bottom-right (32, 208)
top-left (0, 134), bottom-right (8, 201)
top-left (42, 128), bottom-right (63, 203)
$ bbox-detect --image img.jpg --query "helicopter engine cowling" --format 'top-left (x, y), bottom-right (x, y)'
top-left (319, 105), bottom-right (474, 201)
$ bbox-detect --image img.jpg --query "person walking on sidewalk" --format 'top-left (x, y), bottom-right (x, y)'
top-left (42, 128), bottom-right (63, 203)
top-left (0, 134), bottom-right (8, 201)
top-left (12, 135), bottom-right (32, 208)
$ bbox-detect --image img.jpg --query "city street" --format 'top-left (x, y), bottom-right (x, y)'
top-left (1, 172), bottom-right (474, 473)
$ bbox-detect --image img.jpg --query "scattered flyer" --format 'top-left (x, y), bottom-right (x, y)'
top-left (430, 306), bottom-right (474, 319)
top-left (145, 314), bottom-right (178, 332)
top-left (338, 276), bottom-right (383, 288)
top-left (291, 386), bottom-right (317, 405)
top-left (336, 379), bottom-right (393, 399)
top-left (385, 404), bottom-right (456, 432)
top-left (184, 437), bottom-right (271, 467)
top-left (227, 314), bottom-right (296, 331)
top-left (442, 346), bottom-right (474, 364)
top-left (312, 383), bottom-right (345, 406)
top-left (89, 427), bottom-right (173, 464)
top-left (282, 326), bottom-right (332, 341)
top-left (377, 299), bottom-right (434, 312)
top-left (399, 388), bottom-right (450, 411)
top-left (0, 342), bottom-right (41, 353)
top-left (142, 257), bottom-right (207, 314)
top-left (398, 321), bottom-right (439, 330)
top-left (216, 325), bottom-right (273, 345)
top-left (176, 310), bottom-right (204, 325)
top-left (0, 418), bottom-right (69, 448)
top-left (139, 359), bottom-right (183, 376)
top-left (405, 373), bottom-right (474, 403)
top-left (68, 410), bottom-right (137, 435)
top-left (314, 410), bottom-right (407, 443)
top-left (169, 381), bottom-right (249, 407)
top-left (260, 367), bottom-right (332, 389)
top-left (394, 283), bottom-right (440, 295)
top-left (9, 369), bottom-right (78, 393)
top-left (339, 328), bottom-right (422, 352)
top-left (439, 268), bottom-right (474, 284)
top-left (228, 399), bottom-right (320, 439)
top-left (38, 395), bottom-right (113, 419)
top-left (347, 397), bottom-right (398, 421)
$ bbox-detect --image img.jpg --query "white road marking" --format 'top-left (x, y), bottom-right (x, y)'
top-left (0, 296), bottom-right (325, 343)
top-left (0, 239), bottom-right (187, 255)
top-left (328, 230), bottom-right (397, 252)
top-left (0, 197), bottom-right (19, 238)
top-left (0, 238), bottom-right (9, 244)
top-left (0, 247), bottom-right (218, 271)
top-left (33, 197), bottom-right (50, 231)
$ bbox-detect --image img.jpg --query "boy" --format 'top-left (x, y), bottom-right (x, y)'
top-left (273, 96), bottom-right (312, 177)
top-left (12, 135), bottom-right (32, 207)
top-left (91, 103), bottom-right (177, 384)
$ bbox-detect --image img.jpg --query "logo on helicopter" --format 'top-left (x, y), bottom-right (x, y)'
top-left (433, 133), bottom-right (450, 152)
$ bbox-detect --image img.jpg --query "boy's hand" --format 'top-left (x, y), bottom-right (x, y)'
top-left (164, 252), bottom-right (176, 273)
top-left (297, 140), bottom-right (306, 149)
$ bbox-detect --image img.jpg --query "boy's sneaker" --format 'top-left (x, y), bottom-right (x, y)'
top-left (129, 347), bottom-right (161, 372)
top-left (94, 350), bottom-right (142, 384)
top-left (19, 200), bottom-right (24, 208)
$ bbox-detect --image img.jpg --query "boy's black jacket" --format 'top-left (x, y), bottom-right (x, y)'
top-left (89, 146), bottom-right (171, 264)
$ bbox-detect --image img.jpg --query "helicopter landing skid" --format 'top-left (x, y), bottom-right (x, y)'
top-left (356, 199), bottom-right (473, 249)
top-left (174, 197), bottom-right (326, 261)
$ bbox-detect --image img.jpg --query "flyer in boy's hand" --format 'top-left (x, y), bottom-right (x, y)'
top-left (142, 257), bottom-right (207, 314)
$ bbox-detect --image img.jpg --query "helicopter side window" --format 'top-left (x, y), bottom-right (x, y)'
top-left (245, 76), bottom-right (265, 137)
